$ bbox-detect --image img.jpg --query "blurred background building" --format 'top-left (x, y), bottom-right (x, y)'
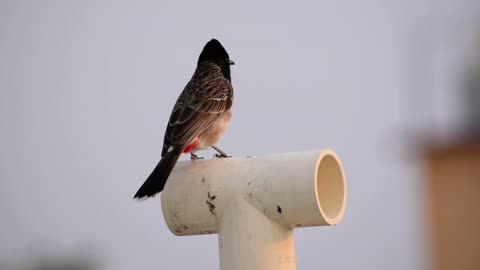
top-left (1, 1), bottom-right (479, 269)
top-left (418, 29), bottom-right (480, 270)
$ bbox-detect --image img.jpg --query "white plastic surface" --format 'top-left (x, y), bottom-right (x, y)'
top-left (160, 150), bottom-right (347, 270)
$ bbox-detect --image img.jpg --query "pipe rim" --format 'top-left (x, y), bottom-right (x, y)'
top-left (314, 149), bottom-right (347, 225)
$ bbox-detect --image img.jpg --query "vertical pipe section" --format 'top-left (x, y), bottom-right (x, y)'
top-left (219, 198), bottom-right (296, 270)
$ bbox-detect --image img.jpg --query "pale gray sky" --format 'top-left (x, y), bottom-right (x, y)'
top-left (1, 1), bottom-right (479, 269)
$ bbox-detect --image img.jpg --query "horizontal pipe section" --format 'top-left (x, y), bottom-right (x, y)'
top-left (161, 150), bottom-right (347, 235)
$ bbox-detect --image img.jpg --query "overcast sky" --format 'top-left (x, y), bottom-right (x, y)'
top-left (1, 1), bottom-right (479, 269)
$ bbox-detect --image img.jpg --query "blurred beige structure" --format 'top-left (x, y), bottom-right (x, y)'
top-left (422, 28), bottom-right (480, 270)
top-left (424, 138), bottom-right (480, 270)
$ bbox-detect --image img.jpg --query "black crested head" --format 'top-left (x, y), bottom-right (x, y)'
top-left (198, 39), bottom-right (229, 63)
top-left (197, 39), bottom-right (234, 81)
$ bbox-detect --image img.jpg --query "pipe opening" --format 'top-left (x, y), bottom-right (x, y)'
top-left (315, 153), bottom-right (346, 222)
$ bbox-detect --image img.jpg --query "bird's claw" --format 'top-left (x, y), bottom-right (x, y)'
top-left (214, 153), bottom-right (231, 159)
top-left (190, 153), bottom-right (204, 160)
top-left (211, 145), bottom-right (231, 159)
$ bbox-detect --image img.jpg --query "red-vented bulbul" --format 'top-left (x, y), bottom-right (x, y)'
top-left (134, 39), bottom-right (235, 199)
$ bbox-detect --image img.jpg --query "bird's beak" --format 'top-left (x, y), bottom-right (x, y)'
top-left (228, 60), bottom-right (235, 65)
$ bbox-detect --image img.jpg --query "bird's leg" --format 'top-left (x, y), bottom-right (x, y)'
top-left (212, 145), bottom-right (231, 158)
top-left (190, 153), bottom-right (203, 160)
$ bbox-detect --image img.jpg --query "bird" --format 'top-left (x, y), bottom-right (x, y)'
top-left (134, 39), bottom-right (235, 199)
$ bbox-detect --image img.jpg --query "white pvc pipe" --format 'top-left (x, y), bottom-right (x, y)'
top-left (219, 197), bottom-right (296, 270)
top-left (161, 150), bottom-right (347, 270)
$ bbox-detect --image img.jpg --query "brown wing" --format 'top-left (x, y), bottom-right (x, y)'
top-left (161, 63), bottom-right (233, 156)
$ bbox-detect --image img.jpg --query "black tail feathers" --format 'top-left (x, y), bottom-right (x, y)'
top-left (134, 149), bottom-right (181, 199)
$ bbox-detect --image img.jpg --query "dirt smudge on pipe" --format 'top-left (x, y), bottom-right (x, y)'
top-left (206, 200), bottom-right (216, 215)
top-left (207, 191), bottom-right (216, 200)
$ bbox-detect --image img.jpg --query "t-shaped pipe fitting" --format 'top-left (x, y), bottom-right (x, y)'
top-left (161, 150), bottom-right (347, 270)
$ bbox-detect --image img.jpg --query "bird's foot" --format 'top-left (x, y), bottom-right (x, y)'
top-left (190, 153), bottom-right (204, 160)
top-left (214, 153), bottom-right (231, 159)
top-left (212, 145), bottom-right (231, 158)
